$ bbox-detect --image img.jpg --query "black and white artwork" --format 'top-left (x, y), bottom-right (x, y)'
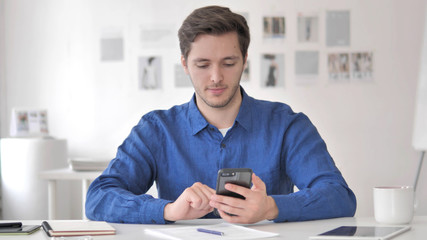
top-left (297, 13), bottom-right (319, 43)
top-left (138, 56), bottom-right (162, 89)
top-left (261, 54), bottom-right (285, 87)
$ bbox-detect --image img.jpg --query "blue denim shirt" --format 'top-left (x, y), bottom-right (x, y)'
top-left (86, 88), bottom-right (356, 224)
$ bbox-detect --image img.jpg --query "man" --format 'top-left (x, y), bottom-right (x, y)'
top-left (86, 5), bottom-right (356, 224)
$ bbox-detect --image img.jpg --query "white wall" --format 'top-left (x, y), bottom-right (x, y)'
top-left (0, 0), bottom-right (5, 139)
top-left (1, 0), bottom-right (426, 219)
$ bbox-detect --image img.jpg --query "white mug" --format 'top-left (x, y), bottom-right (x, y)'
top-left (373, 186), bottom-right (414, 224)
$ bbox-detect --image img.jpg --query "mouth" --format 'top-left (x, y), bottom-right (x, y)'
top-left (207, 87), bottom-right (226, 95)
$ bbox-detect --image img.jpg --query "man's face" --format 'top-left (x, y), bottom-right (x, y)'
top-left (182, 32), bottom-right (246, 109)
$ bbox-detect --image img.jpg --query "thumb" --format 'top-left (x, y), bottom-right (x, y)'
top-left (251, 173), bottom-right (266, 191)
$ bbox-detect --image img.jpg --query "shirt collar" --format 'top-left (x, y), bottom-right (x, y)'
top-left (188, 94), bottom-right (209, 135)
top-left (188, 86), bottom-right (253, 135)
top-left (235, 87), bottom-right (253, 132)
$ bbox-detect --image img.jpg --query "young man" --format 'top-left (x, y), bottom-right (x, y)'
top-left (86, 6), bottom-right (356, 224)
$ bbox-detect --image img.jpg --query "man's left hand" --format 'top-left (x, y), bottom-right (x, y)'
top-left (209, 173), bottom-right (279, 224)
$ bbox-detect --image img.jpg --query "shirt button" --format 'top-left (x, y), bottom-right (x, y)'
top-left (221, 143), bottom-right (226, 148)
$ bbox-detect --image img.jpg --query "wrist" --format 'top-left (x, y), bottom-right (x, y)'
top-left (265, 196), bottom-right (279, 220)
top-left (164, 203), bottom-right (177, 222)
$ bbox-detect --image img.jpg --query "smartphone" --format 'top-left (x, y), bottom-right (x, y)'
top-left (214, 168), bottom-right (253, 216)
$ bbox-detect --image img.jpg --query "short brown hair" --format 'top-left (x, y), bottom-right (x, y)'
top-left (178, 6), bottom-right (250, 61)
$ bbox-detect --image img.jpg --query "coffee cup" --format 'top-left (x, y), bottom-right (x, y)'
top-left (373, 186), bottom-right (414, 224)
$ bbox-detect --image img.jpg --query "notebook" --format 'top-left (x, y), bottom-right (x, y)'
top-left (42, 220), bottom-right (116, 237)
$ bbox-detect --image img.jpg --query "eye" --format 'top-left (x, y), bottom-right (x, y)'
top-left (223, 60), bottom-right (237, 67)
top-left (196, 64), bottom-right (209, 69)
top-left (224, 63), bottom-right (236, 67)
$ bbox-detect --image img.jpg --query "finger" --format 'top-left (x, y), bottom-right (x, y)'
top-left (199, 183), bottom-right (216, 197)
top-left (224, 183), bottom-right (252, 198)
top-left (250, 173), bottom-right (266, 191)
top-left (211, 194), bottom-right (245, 208)
top-left (217, 209), bottom-right (244, 224)
top-left (210, 196), bottom-right (246, 217)
top-left (187, 183), bottom-right (211, 209)
top-left (184, 188), bottom-right (202, 209)
top-left (190, 183), bottom-right (216, 211)
top-left (200, 186), bottom-right (216, 211)
top-left (197, 185), bottom-right (216, 211)
top-left (198, 183), bottom-right (217, 208)
top-left (217, 202), bottom-right (246, 217)
top-left (217, 209), bottom-right (233, 221)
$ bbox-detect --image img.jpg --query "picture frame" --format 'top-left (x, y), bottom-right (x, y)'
top-left (9, 109), bottom-right (49, 137)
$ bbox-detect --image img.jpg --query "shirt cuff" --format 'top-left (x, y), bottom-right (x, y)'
top-left (141, 198), bottom-right (173, 224)
top-left (270, 195), bottom-right (301, 223)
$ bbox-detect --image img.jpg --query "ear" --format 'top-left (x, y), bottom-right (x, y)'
top-left (181, 55), bottom-right (189, 74)
top-left (243, 53), bottom-right (248, 68)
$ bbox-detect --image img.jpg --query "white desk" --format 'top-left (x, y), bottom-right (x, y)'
top-left (0, 216), bottom-right (425, 239)
top-left (39, 168), bottom-right (102, 220)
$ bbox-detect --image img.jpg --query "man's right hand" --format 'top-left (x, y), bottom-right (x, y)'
top-left (164, 182), bottom-right (215, 222)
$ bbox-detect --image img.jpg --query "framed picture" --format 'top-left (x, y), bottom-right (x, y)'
top-left (138, 56), bottom-right (162, 90)
top-left (297, 12), bottom-right (319, 43)
top-left (328, 53), bottom-right (350, 82)
top-left (261, 54), bottom-right (285, 88)
top-left (10, 109), bottom-right (49, 137)
top-left (263, 16), bottom-right (286, 39)
top-left (351, 52), bottom-right (374, 81)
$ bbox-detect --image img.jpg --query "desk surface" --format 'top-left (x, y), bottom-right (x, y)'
top-left (0, 216), bottom-right (425, 240)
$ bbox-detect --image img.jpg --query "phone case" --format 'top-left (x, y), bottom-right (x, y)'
top-left (214, 168), bottom-right (253, 216)
top-left (215, 168), bottom-right (253, 199)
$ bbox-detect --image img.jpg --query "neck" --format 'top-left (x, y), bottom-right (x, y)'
top-left (196, 91), bottom-right (242, 129)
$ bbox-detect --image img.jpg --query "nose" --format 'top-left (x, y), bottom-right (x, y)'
top-left (210, 65), bottom-right (223, 83)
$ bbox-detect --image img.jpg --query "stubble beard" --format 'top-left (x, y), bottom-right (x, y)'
top-left (191, 72), bottom-right (243, 109)
top-left (202, 83), bottom-right (240, 108)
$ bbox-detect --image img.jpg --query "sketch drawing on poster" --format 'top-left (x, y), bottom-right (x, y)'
top-left (138, 56), bottom-right (162, 89)
top-left (100, 27), bottom-right (124, 61)
top-left (351, 52), bottom-right (373, 81)
top-left (261, 54), bottom-right (285, 87)
top-left (326, 10), bottom-right (350, 47)
top-left (297, 13), bottom-right (319, 43)
top-left (328, 53), bottom-right (350, 82)
top-left (295, 51), bottom-right (319, 85)
top-left (175, 64), bottom-right (192, 87)
top-left (263, 16), bottom-right (286, 40)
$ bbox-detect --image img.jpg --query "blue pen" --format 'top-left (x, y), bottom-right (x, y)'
top-left (197, 228), bottom-right (224, 236)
